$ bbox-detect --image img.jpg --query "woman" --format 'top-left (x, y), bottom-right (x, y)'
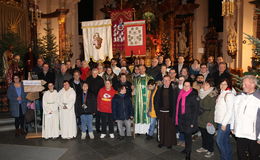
top-left (189, 59), bottom-right (200, 79)
top-left (102, 66), bottom-right (118, 87)
top-left (7, 74), bottom-right (27, 136)
top-left (214, 79), bottom-right (235, 160)
top-left (78, 82), bottom-right (97, 140)
top-left (59, 80), bottom-right (77, 139)
top-left (80, 60), bottom-right (90, 81)
top-left (196, 79), bottom-right (218, 158)
top-left (42, 82), bottom-right (59, 139)
top-left (175, 80), bottom-right (199, 160)
top-left (97, 80), bottom-right (116, 138)
top-left (180, 67), bottom-right (192, 82)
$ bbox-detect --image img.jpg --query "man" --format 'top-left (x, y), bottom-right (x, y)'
top-left (111, 58), bottom-right (121, 76)
top-left (55, 64), bottom-right (72, 91)
top-left (158, 55), bottom-right (164, 67)
top-left (174, 56), bottom-right (188, 77)
top-left (32, 58), bottom-right (44, 76)
top-left (66, 60), bottom-right (74, 75)
top-left (231, 75), bottom-right (260, 159)
top-left (146, 79), bottom-right (158, 140)
top-left (38, 63), bottom-right (55, 89)
top-left (114, 73), bottom-right (132, 96)
top-left (74, 59), bottom-right (82, 72)
top-left (146, 58), bottom-right (161, 79)
top-left (69, 70), bottom-right (84, 126)
top-left (155, 75), bottom-right (177, 148)
top-left (192, 74), bottom-right (204, 91)
top-left (199, 63), bottom-right (211, 81)
top-left (211, 62), bottom-right (231, 87)
top-left (97, 63), bottom-right (105, 77)
top-left (38, 63), bottom-right (55, 124)
top-left (133, 65), bottom-right (153, 134)
top-left (169, 68), bottom-right (178, 84)
top-left (207, 56), bottom-right (216, 74)
top-left (165, 57), bottom-right (172, 72)
top-left (155, 64), bottom-right (168, 82)
top-left (86, 68), bottom-right (104, 132)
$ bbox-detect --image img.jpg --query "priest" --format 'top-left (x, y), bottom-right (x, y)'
top-left (42, 82), bottom-right (60, 139)
top-left (59, 80), bottom-right (77, 139)
top-left (133, 65), bottom-right (153, 134)
top-left (154, 75), bottom-right (177, 148)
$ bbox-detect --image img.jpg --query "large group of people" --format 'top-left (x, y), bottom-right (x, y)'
top-left (7, 55), bottom-right (260, 160)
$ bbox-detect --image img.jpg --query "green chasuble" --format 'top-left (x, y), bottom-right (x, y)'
top-left (133, 74), bottom-right (153, 124)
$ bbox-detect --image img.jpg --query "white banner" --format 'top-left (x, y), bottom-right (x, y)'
top-left (82, 19), bottom-right (113, 62)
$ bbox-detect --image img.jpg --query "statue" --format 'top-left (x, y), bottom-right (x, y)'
top-left (227, 26), bottom-right (237, 58)
top-left (177, 23), bottom-right (189, 56)
top-left (3, 45), bottom-right (14, 75)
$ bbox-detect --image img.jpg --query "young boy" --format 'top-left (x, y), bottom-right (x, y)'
top-left (146, 79), bottom-right (158, 140)
top-left (79, 82), bottom-right (96, 140)
top-left (112, 85), bottom-right (133, 140)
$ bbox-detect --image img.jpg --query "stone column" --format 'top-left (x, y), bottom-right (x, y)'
top-left (192, 0), bottom-right (208, 61)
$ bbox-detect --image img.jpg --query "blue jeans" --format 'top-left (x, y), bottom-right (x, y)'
top-left (216, 123), bottom-right (232, 160)
top-left (148, 117), bottom-right (157, 136)
top-left (80, 114), bottom-right (93, 133)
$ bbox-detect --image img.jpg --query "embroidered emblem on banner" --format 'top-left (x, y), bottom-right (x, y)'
top-left (127, 26), bottom-right (143, 46)
top-left (93, 33), bottom-right (103, 49)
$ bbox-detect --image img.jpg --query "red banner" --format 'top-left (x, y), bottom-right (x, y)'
top-left (110, 9), bottom-right (134, 53)
top-left (124, 20), bottom-right (146, 57)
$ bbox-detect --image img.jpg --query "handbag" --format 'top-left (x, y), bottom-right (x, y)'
top-left (24, 109), bottom-right (35, 123)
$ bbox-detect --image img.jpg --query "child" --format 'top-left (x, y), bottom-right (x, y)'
top-left (112, 85), bottom-right (133, 140)
top-left (97, 80), bottom-right (116, 138)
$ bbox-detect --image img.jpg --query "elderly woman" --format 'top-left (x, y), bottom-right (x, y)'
top-left (196, 79), bottom-right (218, 158)
top-left (59, 80), bottom-right (77, 139)
top-left (7, 74), bottom-right (27, 136)
top-left (175, 80), bottom-right (199, 160)
top-left (42, 82), bottom-right (60, 139)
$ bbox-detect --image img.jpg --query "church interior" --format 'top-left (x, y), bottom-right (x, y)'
top-left (0, 0), bottom-right (259, 160)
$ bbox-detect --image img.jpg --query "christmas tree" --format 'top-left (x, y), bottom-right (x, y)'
top-left (37, 23), bottom-right (58, 66)
top-left (161, 33), bottom-right (170, 56)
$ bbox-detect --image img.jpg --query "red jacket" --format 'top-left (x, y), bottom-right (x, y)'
top-left (97, 87), bottom-right (116, 113)
top-left (80, 67), bottom-right (90, 80)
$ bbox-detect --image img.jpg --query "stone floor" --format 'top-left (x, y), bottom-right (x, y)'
top-left (0, 130), bottom-right (238, 160)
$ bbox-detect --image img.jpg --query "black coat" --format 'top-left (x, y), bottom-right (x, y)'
top-left (114, 81), bottom-right (132, 96)
top-left (177, 89), bottom-right (199, 134)
top-left (78, 91), bottom-right (97, 115)
top-left (211, 71), bottom-right (231, 87)
top-left (154, 85), bottom-right (177, 118)
top-left (69, 79), bottom-right (84, 116)
top-left (173, 63), bottom-right (189, 77)
top-left (112, 94), bottom-right (133, 120)
top-left (38, 71), bottom-right (55, 86)
top-left (146, 65), bottom-right (161, 79)
top-left (85, 75), bottom-right (104, 96)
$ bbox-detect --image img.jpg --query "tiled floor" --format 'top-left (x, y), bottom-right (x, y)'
top-left (0, 130), bottom-right (238, 160)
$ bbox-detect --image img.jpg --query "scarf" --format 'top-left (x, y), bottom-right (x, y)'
top-left (175, 88), bottom-right (193, 125)
top-left (199, 87), bottom-right (214, 99)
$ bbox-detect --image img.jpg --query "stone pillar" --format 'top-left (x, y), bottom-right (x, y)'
top-left (238, 0), bottom-right (255, 71)
top-left (93, 0), bottom-right (105, 20)
top-left (66, 0), bottom-right (80, 64)
top-left (169, 15), bottom-right (175, 61)
top-left (192, 0), bottom-right (208, 61)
